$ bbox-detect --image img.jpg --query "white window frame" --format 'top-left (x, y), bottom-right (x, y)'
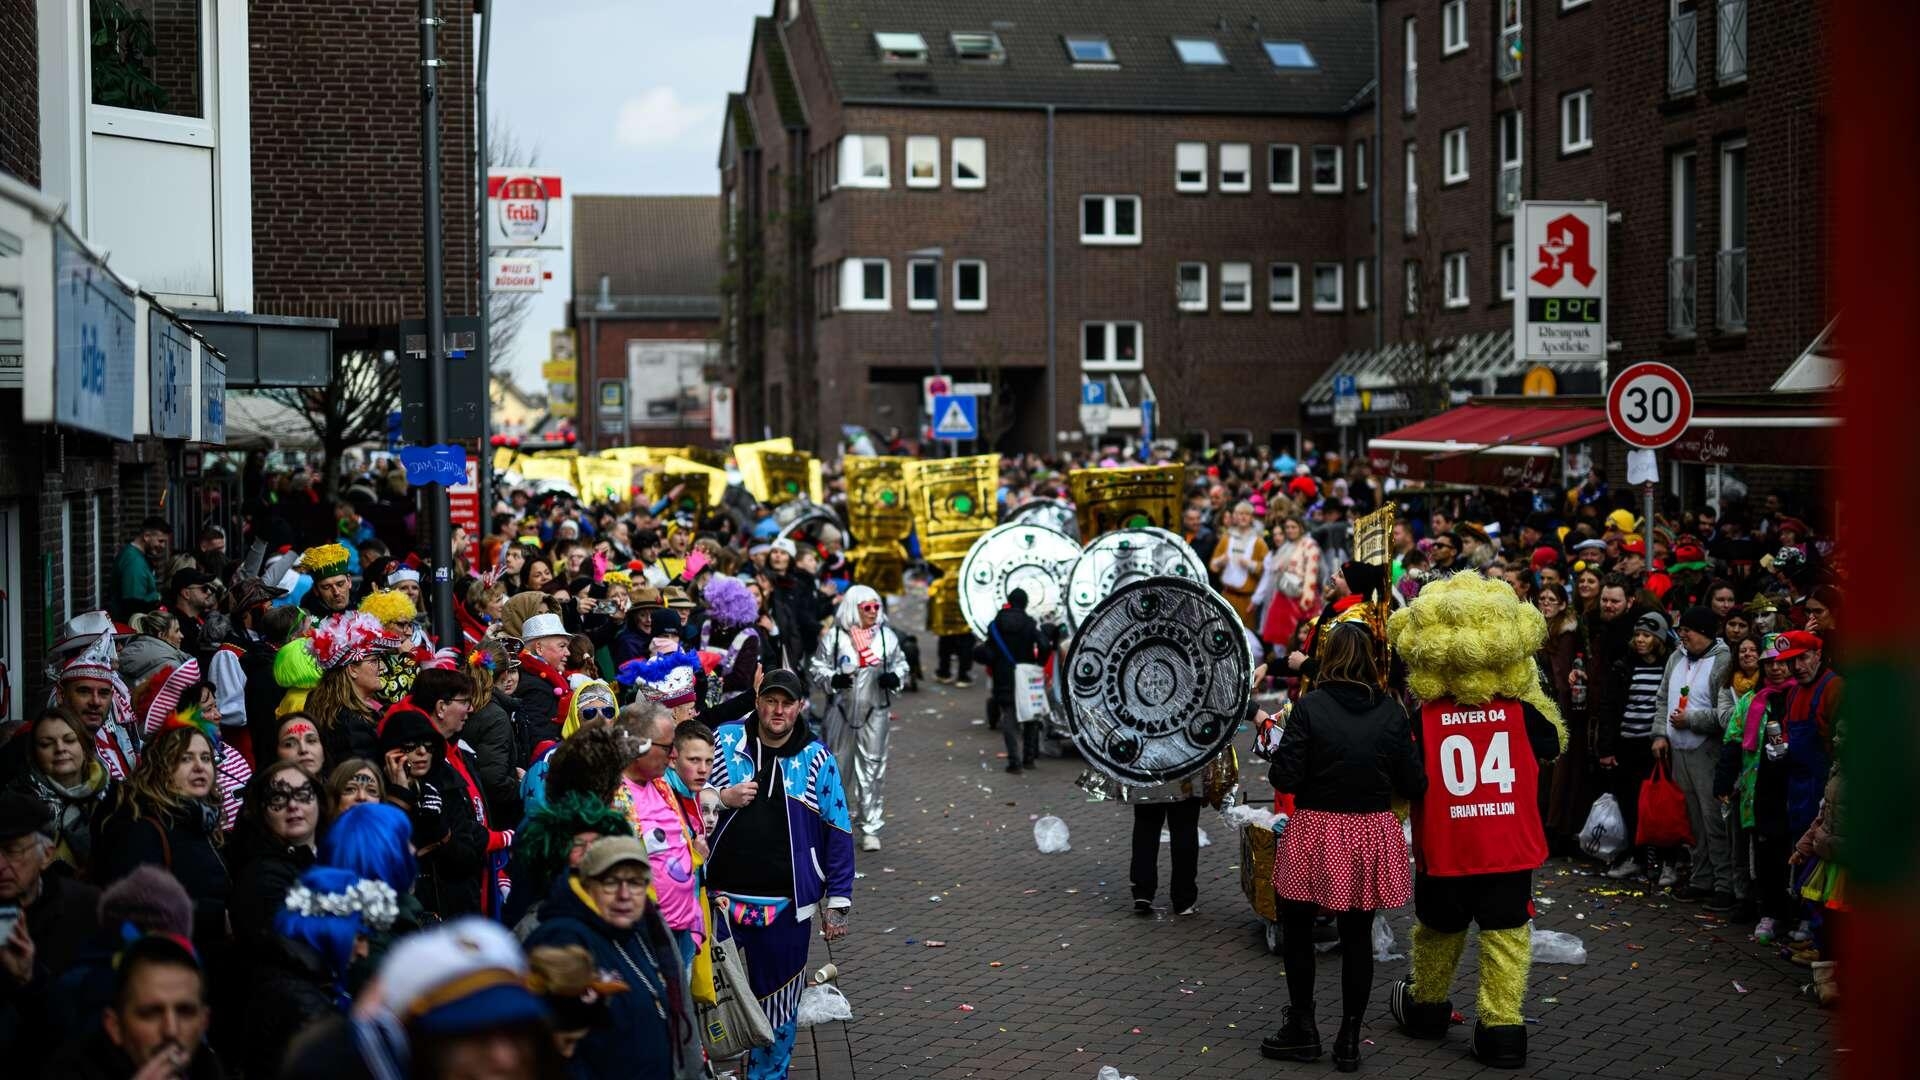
top-left (839, 258), bottom-right (891, 311)
top-left (1443, 0), bottom-right (1469, 55)
top-left (1311, 145), bottom-right (1343, 193)
top-left (1500, 243), bottom-right (1516, 300)
top-left (953, 260), bottom-right (988, 311)
top-left (1564, 0), bottom-right (1591, 9)
top-left (1082, 321), bottom-right (1144, 372)
top-left (875, 31), bottom-right (929, 63)
top-left (1177, 262), bottom-right (1209, 312)
top-left (1672, 149), bottom-right (1697, 261)
top-left (1219, 143), bottom-right (1251, 193)
top-left (1268, 262), bottom-right (1301, 312)
top-left (1175, 142), bottom-right (1208, 192)
top-left (907, 258), bottom-right (939, 311)
top-left (952, 137), bottom-right (986, 188)
top-left (1404, 17), bottom-right (1418, 113)
top-left (1406, 260), bottom-right (1422, 314)
top-left (1268, 144), bottom-right (1300, 193)
top-left (1220, 262), bottom-right (1253, 312)
top-left (1443, 126), bottom-right (1469, 185)
top-left (836, 134), bottom-right (890, 188)
top-left (1064, 35), bottom-right (1117, 65)
top-left (1354, 139), bottom-right (1369, 191)
top-left (1081, 195), bottom-right (1142, 245)
top-left (1444, 251), bottom-right (1470, 308)
top-left (1312, 262), bottom-right (1343, 312)
top-left (1561, 89), bottom-right (1593, 153)
top-left (1173, 38), bottom-right (1228, 66)
top-left (1355, 258), bottom-right (1372, 310)
top-left (1499, 111), bottom-right (1524, 169)
top-left (905, 135), bottom-right (940, 188)
top-left (1721, 138), bottom-right (1747, 254)
top-left (1405, 142), bottom-right (1419, 236)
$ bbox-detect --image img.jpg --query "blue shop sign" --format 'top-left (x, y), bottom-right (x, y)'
top-left (54, 232), bottom-right (135, 440)
top-left (150, 309), bottom-right (193, 438)
top-left (199, 347), bottom-right (226, 446)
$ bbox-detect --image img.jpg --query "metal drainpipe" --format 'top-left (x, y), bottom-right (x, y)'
top-left (1045, 104), bottom-right (1058, 457)
top-left (1373, 0), bottom-right (1384, 352)
top-left (476, 0), bottom-right (492, 493)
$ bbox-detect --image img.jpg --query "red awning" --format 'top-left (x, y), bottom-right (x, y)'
top-left (1367, 405), bottom-right (1611, 487)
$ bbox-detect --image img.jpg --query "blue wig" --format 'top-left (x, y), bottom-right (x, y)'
top-left (616, 649), bottom-right (702, 688)
top-left (320, 802), bottom-right (417, 894)
top-left (274, 866), bottom-right (367, 1007)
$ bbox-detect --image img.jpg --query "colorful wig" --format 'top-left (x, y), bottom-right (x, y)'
top-left (319, 802), bottom-right (418, 894)
top-left (701, 575), bottom-right (760, 630)
top-left (1385, 573), bottom-right (1566, 752)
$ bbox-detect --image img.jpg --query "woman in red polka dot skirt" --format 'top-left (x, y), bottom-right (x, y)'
top-left (1264, 622), bottom-right (1425, 1072)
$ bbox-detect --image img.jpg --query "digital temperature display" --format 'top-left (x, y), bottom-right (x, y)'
top-left (1526, 297), bottom-right (1603, 323)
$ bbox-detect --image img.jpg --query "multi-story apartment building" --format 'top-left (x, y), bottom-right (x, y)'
top-left (726, 0), bottom-right (1832, 466)
top-left (0, 0), bottom-right (478, 716)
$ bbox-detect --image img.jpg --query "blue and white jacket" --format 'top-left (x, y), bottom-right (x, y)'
top-left (706, 717), bottom-right (856, 922)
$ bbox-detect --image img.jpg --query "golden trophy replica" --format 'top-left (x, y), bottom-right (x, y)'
top-left (844, 456), bottom-right (913, 594)
top-left (904, 455), bottom-right (999, 636)
top-left (1068, 464), bottom-right (1184, 538)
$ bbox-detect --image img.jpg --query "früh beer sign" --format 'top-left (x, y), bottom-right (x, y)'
top-left (487, 170), bottom-right (564, 250)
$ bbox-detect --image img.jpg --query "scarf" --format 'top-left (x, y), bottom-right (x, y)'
top-left (849, 625), bottom-right (878, 668)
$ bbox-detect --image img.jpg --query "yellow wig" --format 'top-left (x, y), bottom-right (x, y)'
top-left (296, 542), bottom-right (352, 580)
top-left (1386, 573), bottom-right (1566, 753)
top-left (358, 588), bottom-right (418, 628)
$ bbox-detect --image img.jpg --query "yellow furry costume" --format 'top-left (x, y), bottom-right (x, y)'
top-left (1384, 574), bottom-right (1566, 1070)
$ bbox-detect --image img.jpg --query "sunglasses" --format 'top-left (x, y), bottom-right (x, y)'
top-left (858, 603), bottom-right (881, 611)
top-left (398, 740), bottom-right (433, 754)
top-left (578, 705), bottom-right (617, 722)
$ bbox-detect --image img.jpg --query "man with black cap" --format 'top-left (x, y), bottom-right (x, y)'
top-left (1, 789), bottom-right (102, 1068)
top-left (166, 569), bottom-right (218, 658)
top-left (706, 669), bottom-right (855, 1079)
top-left (1654, 606), bottom-right (1737, 911)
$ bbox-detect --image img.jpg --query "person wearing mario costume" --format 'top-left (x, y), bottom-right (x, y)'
top-left (1384, 574), bottom-right (1565, 1069)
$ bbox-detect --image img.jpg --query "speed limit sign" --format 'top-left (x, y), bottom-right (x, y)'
top-left (1606, 362), bottom-right (1694, 449)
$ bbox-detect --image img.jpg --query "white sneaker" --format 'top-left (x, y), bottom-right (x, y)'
top-left (1605, 859), bottom-right (1643, 880)
top-left (1658, 865), bottom-right (1679, 888)
top-left (860, 834), bottom-right (882, 852)
top-left (1789, 920), bottom-right (1813, 943)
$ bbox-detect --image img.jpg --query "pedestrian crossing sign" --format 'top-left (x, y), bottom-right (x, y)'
top-left (931, 394), bottom-right (979, 439)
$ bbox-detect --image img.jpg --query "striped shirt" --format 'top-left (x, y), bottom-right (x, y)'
top-left (1620, 661), bottom-right (1665, 740)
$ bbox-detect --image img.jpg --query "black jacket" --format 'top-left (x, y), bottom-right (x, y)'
top-left (394, 752), bottom-right (491, 921)
top-left (465, 698), bottom-right (522, 823)
top-left (92, 799), bottom-right (231, 949)
top-left (42, 1028), bottom-right (227, 1080)
top-left (977, 607), bottom-right (1044, 703)
top-left (225, 827), bottom-right (317, 945)
top-left (1269, 682), bottom-right (1425, 813)
top-left (3, 870), bottom-right (101, 1073)
top-left (768, 569), bottom-right (824, 672)
top-left (244, 935), bottom-right (344, 1080)
top-left (322, 707), bottom-right (381, 772)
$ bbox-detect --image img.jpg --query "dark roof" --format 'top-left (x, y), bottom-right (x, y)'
top-left (756, 17), bottom-right (807, 128)
top-left (808, 0), bottom-right (1374, 115)
top-left (571, 196), bottom-right (722, 317)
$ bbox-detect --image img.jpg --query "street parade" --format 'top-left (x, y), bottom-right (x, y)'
top-left (0, 1), bottom-right (1901, 1079)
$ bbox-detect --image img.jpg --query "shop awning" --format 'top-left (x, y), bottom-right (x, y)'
top-left (1367, 404), bottom-right (1611, 487)
top-left (1301, 330), bottom-right (1604, 419)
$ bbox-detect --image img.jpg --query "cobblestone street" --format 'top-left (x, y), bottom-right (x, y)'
top-left (785, 603), bottom-right (1837, 1080)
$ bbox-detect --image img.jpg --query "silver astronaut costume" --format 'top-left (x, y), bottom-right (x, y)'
top-left (810, 585), bottom-right (910, 840)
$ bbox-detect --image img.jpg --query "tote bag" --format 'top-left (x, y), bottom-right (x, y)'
top-left (1012, 664), bottom-right (1048, 724)
top-left (1634, 761), bottom-right (1695, 849)
top-left (698, 903), bottom-right (776, 1059)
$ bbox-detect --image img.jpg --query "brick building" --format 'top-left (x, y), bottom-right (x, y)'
top-left (0, 0), bottom-right (478, 719)
top-left (567, 195), bottom-right (724, 451)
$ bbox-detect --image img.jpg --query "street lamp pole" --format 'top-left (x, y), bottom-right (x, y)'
top-left (420, 0), bottom-right (456, 646)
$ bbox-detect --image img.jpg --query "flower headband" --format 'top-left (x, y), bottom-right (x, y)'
top-left (283, 878), bottom-right (401, 931)
top-left (467, 648), bottom-right (500, 673)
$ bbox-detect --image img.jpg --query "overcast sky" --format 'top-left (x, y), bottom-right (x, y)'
top-left (489, 0), bottom-right (764, 389)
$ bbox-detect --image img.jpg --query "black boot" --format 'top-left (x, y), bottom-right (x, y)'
top-left (1389, 980), bottom-right (1452, 1040)
top-left (1333, 1016), bottom-right (1361, 1072)
top-left (1260, 1004), bottom-right (1322, 1062)
top-left (1472, 1022), bottom-right (1528, 1069)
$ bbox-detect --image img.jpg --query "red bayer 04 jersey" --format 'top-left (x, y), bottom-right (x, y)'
top-left (1412, 697), bottom-right (1546, 877)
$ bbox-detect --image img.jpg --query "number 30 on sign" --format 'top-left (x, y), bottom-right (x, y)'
top-left (1606, 361), bottom-right (1694, 450)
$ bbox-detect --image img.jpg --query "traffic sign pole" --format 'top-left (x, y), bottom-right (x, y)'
top-left (1607, 362), bottom-right (1693, 543)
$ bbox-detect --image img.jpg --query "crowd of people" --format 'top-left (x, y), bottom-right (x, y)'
top-left (0, 438), bottom-right (1844, 1078)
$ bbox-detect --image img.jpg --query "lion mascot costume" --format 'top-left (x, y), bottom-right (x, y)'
top-left (1384, 574), bottom-right (1566, 1069)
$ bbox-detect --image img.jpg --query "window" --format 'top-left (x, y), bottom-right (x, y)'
top-left (1497, 111), bottom-right (1523, 215)
top-left (874, 32), bottom-right (928, 63)
top-left (1719, 139), bottom-right (1747, 331)
top-left (952, 137), bottom-right (986, 188)
top-left (1082, 321), bottom-right (1142, 371)
top-left (1268, 144), bottom-right (1300, 193)
top-left (1175, 142), bottom-right (1208, 192)
top-left (1220, 143), bottom-right (1251, 192)
top-left (1311, 145), bottom-right (1342, 192)
top-left (89, 0), bottom-right (204, 117)
top-left (1221, 262), bottom-right (1252, 311)
top-left (1404, 142), bottom-right (1419, 235)
top-left (1442, 127), bottom-right (1469, 184)
top-left (839, 258), bottom-right (890, 311)
top-left (908, 259), bottom-right (938, 310)
top-left (1355, 258), bottom-right (1372, 310)
top-left (1717, 0), bottom-right (1748, 83)
top-left (906, 136), bottom-right (940, 188)
top-left (1312, 263), bottom-right (1343, 311)
top-left (1263, 41), bottom-right (1316, 68)
top-left (1443, 1), bottom-right (1468, 54)
top-left (1064, 35), bottom-right (1116, 64)
top-left (1173, 38), bottom-right (1227, 66)
top-left (1354, 139), bottom-right (1369, 190)
top-left (951, 31), bottom-right (1005, 62)
top-left (954, 260), bottom-right (987, 311)
top-left (1403, 18), bottom-right (1418, 113)
top-left (836, 134), bottom-right (890, 188)
top-left (1671, 149), bottom-right (1697, 336)
top-left (1177, 263), bottom-right (1209, 311)
top-left (1269, 263), bottom-right (1300, 311)
top-left (1405, 260), bottom-right (1422, 313)
top-left (1081, 195), bottom-right (1141, 244)
top-left (1561, 89), bottom-right (1593, 153)
top-left (1499, 243), bottom-right (1516, 300)
top-left (1499, 0), bottom-right (1523, 80)
top-left (1443, 251), bottom-right (1470, 308)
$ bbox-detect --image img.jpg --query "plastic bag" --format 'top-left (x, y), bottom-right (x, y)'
top-left (796, 983), bottom-right (854, 1026)
top-left (1530, 926), bottom-right (1588, 965)
top-left (1579, 793), bottom-right (1627, 861)
top-left (1013, 664), bottom-right (1048, 723)
top-left (1221, 803), bottom-right (1283, 831)
top-left (1095, 1068), bottom-right (1140, 1080)
top-left (1372, 912), bottom-right (1404, 961)
top-left (1034, 815), bottom-right (1071, 853)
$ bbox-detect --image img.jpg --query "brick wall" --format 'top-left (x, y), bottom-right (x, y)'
top-left (0, 0), bottom-right (36, 185)
top-left (576, 316), bottom-right (722, 450)
top-left (248, 0), bottom-right (477, 330)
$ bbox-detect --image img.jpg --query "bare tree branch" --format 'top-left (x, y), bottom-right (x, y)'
top-left (261, 350), bottom-right (401, 498)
